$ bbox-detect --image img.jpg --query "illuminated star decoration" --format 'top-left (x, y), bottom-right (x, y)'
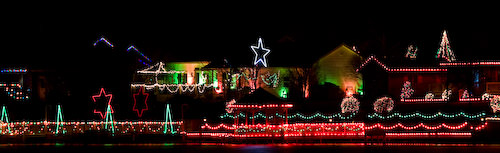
top-left (93, 36), bottom-right (114, 48)
top-left (250, 37), bottom-right (271, 67)
top-left (133, 87), bottom-right (149, 117)
top-left (92, 88), bottom-right (114, 119)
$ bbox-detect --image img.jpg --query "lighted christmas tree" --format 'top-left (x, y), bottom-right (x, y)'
top-left (164, 104), bottom-right (175, 134)
top-left (373, 97), bottom-right (394, 113)
top-left (400, 81), bottom-right (414, 99)
top-left (1, 105), bottom-right (10, 133)
top-left (405, 44), bottom-right (418, 59)
top-left (341, 96), bottom-right (360, 114)
top-left (436, 30), bottom-right (456, 62)
top-left (55, 104), bottom-right (64, 135)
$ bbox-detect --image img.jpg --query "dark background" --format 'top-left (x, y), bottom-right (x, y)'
top-left (1, 4), bottom-right (498, 120)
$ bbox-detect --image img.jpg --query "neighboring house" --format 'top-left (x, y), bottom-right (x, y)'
top-left (313, 44), bottom-right (363, 96)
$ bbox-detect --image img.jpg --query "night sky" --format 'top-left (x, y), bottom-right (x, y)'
top-left (4, 6), bottom-right (499, 68)
top-left (0, 4), bottom-right (498, 120)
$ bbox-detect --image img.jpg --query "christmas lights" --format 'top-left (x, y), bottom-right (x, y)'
top-left (226, 104), bottom-right (293, 109)
top-left (136, 62), bottom-right (184, 74)
top-left (104, 104), bottom-right (115, 134)
top-left (164, 104), bottom-right (175, 134)
top-left (385, 132), bottom-right (472, 136)
top-left (436, 30), bottom-right (456, 62)
top-left (356, 56), bottom-right (447, 72)
top-left (482, 93), bottom-right (491, 100)
top-left (0, 82), bottom-right (30, 100)
top-left (225, 99), bottom-right (236, 113)
top-left (368, 111), bottom-right (486, 120)
top-left (131, 83), bottom-right (213, 94)
top-left (127, 45), bottom-right (151, 62)
top-left (341, 96), bottom-right (359, 114)
top-left (93, 36), bottom-right (114, 48)
top-left (441, 89), bottom-right (452, 100)
top-left (133, 87), bottom-right (149, 117)
top-left (261, 71), bottom-right (279, 87)
top-left (462, 89), bottom-right (470, 99)
top-left (425, 92), bottom-right (435, 100)
top-left (364, 122), bottom-right (469, 130)
top-left (400, 98), bottom-right (447, 102)
top-left (1, 106), bottom-right (10, 133)
top-left (55, 104), bottom-right (64, 135)
top-left (490, 95), bottom-right (500, 113)
top-left (400, 81), bottom-right (414, 99)
top-left (0, 68), bottom-right (27, 73)
top-left (1, 121), bottom-right (183, 136)
top-left (373, 97), bottom-right (394, 113)
top-left (440, 61), bottom-right (500, 66)
top-left (220, 112), bottom-right (356, 120)
top-left (250, 37), bottom-right (271, 67)
top-left (91, 88), bottom-right (114, 119)
top-left (405, 44), bottom-right (417, 59)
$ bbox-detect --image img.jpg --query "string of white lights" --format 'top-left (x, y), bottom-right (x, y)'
top-left (131, 83), bottom-right (213, 94)
top-left (137, 62), bottom-right (185, 74)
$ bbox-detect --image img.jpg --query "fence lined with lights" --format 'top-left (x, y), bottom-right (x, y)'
top-left (385, 132), bottom-right (472, 137)
top-left (0, 121), bottom-right (182, 135)
top-left (368, 111), bottom-right (486, 120)
top-left (363, 122), bottom-right (488, 130)
top-left (197, 122), bottom-right (365, 138)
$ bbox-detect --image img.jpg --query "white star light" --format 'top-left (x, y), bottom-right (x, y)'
top-left (250, 38), bottom-right (271, 67)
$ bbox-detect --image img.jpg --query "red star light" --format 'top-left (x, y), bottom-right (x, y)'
top-left (133, 87), bottom-right (149, 117)
top-left (92, 88), bottom-right (114, 119)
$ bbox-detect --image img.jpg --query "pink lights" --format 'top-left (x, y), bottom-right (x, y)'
top-left (401, 98), bottom-right (447, 102)
top-left (226, 104), bottom-right (293, 109)
top-left (364, 122), bottom-right (469, 130)
top-left (459, 98), bottom-right (483, 102)
top-left (386, 132), bottom-right (472, 136)
top-left (440, 61), bottom-right (500, 66)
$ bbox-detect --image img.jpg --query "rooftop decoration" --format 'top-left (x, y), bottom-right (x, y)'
top-left (436, 30), bottom-right (456, 62)
top-left (250, 37), bottom-right (271, 67)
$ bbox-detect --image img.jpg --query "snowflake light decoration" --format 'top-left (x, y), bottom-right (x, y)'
top-left (341, 96), bottom-right (360, 114)
top-left (373, 97), bottom-right (394, 113)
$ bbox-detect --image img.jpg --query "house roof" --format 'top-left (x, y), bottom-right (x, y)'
top-left (236, 88), bottom-right (287, 104)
